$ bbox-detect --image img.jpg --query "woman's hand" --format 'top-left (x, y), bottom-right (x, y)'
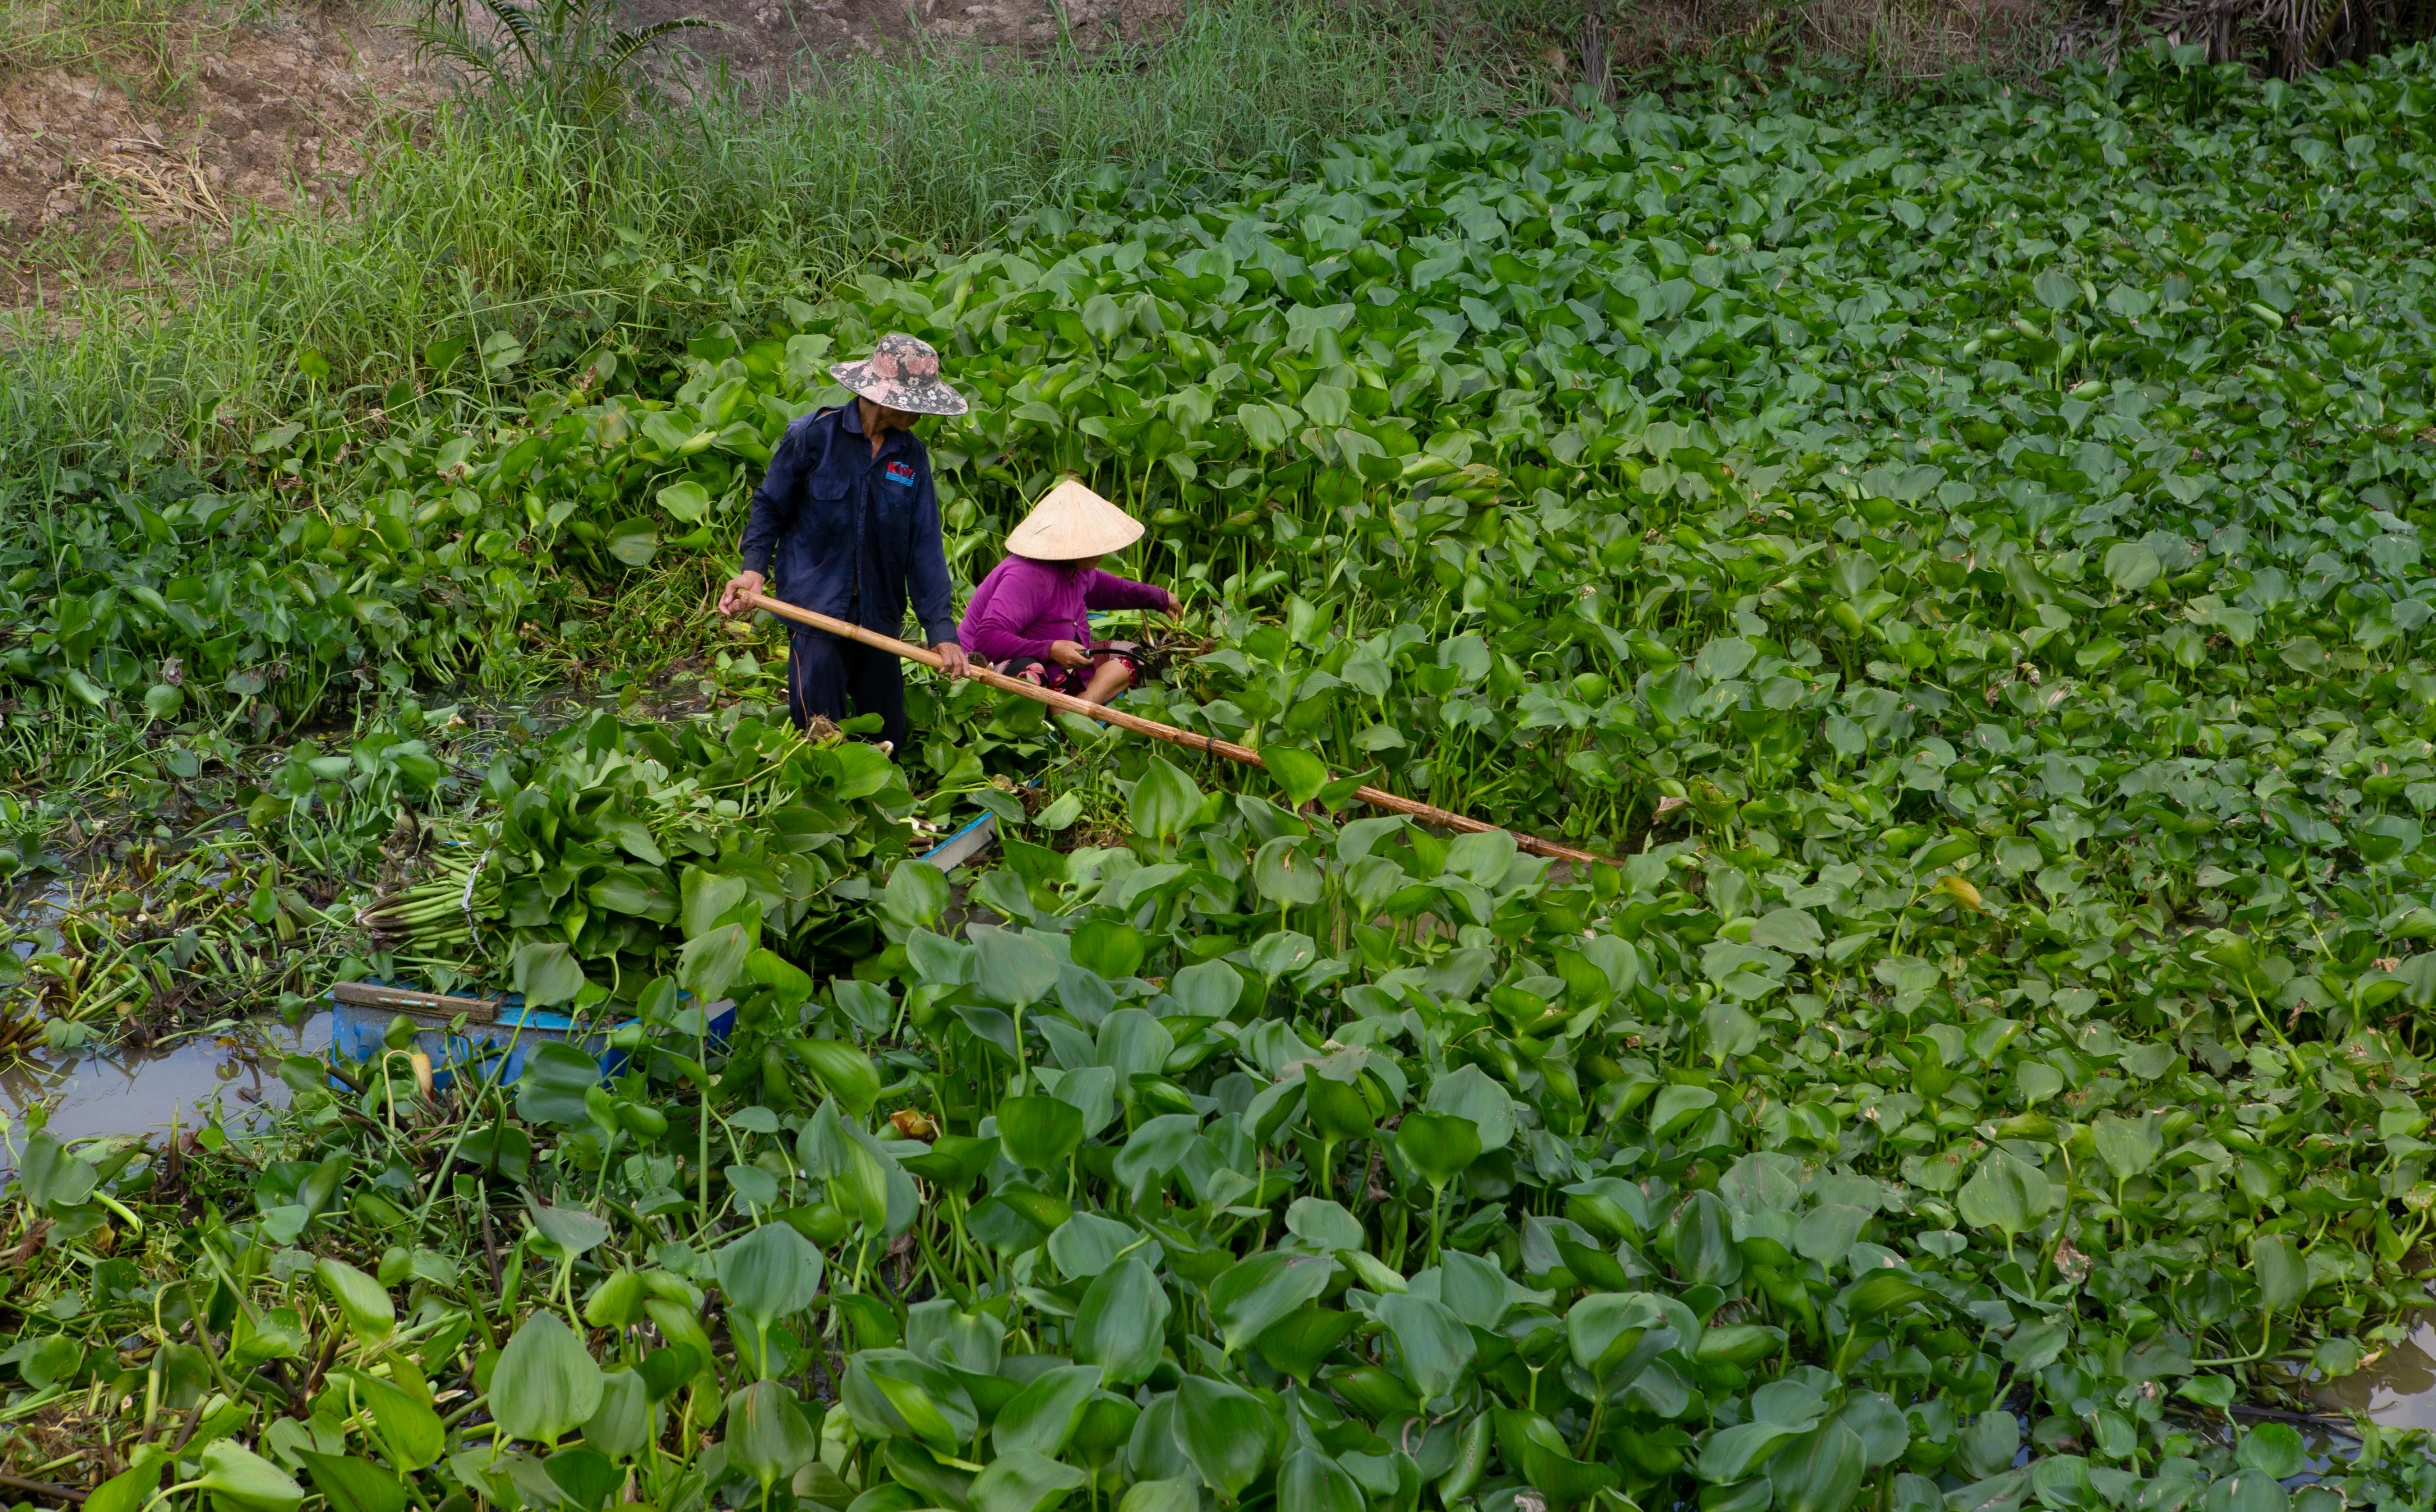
top-left (1161, 589), bottom-right (1183, 614)
top-left (1048, 640), bottom-right (1091, 667)
top-left (718, 571), bottom-right (766, 615)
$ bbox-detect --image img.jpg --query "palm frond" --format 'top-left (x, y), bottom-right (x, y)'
top-left (603, 16), bottom-right (721, 74)
top-left (404, 0), bottom-right (714, 117)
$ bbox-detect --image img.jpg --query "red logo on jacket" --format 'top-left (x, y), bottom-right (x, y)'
top-left (883, 460), bottom-right (917, 487)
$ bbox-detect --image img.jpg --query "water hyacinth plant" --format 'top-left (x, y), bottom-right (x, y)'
top-left (5, 747), bottom-right (2436, 1512)
top-left (5, 33), bottom-right (2436, 1512)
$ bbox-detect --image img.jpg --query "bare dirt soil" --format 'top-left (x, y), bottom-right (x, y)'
top-left (0, 5), bottom-right (431, 306)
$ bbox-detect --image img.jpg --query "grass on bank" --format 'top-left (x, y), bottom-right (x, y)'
top-left (0, 0), bottom-right (1496, 494)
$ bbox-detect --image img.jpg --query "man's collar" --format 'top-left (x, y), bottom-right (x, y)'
top-left (841, 403), bottom-right (910, 454)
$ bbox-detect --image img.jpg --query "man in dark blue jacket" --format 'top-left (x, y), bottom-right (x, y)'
top-left (719, 334), bottom-right (972, 749)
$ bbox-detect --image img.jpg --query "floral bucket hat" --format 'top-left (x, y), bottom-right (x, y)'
top-left (830, 333), bottom-right (968, 416)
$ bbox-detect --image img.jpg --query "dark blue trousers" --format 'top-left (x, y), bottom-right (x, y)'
top-left (786, 630), bottom-right (906, 748)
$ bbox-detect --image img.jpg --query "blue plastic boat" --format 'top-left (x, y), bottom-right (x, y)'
top-left (328, 778), bottom-right (1002, 1089)
top-left (327, 981), bottom-right (735, 1092)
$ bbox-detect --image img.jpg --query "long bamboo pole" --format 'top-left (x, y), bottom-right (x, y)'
top-left (738, 592), bottom-right (1611, 867)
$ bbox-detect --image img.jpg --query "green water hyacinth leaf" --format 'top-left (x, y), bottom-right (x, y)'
top-left (678, 922), bottom-right (750, 1004)
top-left (992, 1364), bottom-right (1102, 1458)
top-left (1129, 757), bottom-right (1203, 843)
top-left (2355, 813), bottom-right (2421, 863)
top-left (1175, 1375), bottom-right (1275, 1499)
top-left (512, 940), bottom-right (587, 1008)
top-left (1794, 1205), bottom-right (1872, 1268)
top-left (582, 1369), bottom-right (652, 1462)
top-left (1646, 1084), bottom-right (1718, 1143)
top-left (296, 1455), bottom-right (406, 1512)
top-left (1494, 1409), bottom-right (1617, 1509)
top-left (2031, 268), bottom-right (2082, 310)
top-left (975, 926), bottom-right (1061, 1008)
top-left (972, 1448), bottom-right (1088, 1512)
top-left (1702, 1000), bottom-right (1764, 1058)
top-left (2254, 1233), bottom-right (2308, 1312)
top-left (1376, 1292), bottom-right (1476, 1402)
top-left (1833, 1393), bottom-right (1910, 1468)
top-left (2237, 1425), bottom-right (2307, 1480)
top-left (1956, 1150), bottom-right (2053, 1242)
top-left (314, 1258), bottom-right (393, 1345)
top-left (1749, 907), bottom-right (1823, 956)
top-left (527, 1194), bottom-right (612, 1256)
top-left (1246, 930), bottom-right (1318, 985)
top-left (1841, 1270), bottom-right (1938, 1319)
top-left (1425, 1064), bottom-right (1514, 1149)
top-left (1302, 1070), bottom-right (1374, 1143)
top-left (1672, 1190), bottom-right (1743, 1285)
top-left (87, 1465), bottom-right (169, 1512)
top-left (1395, 1112), bottom-right (1481, 1187)
top-left (1237, 403), bottom-right (1289, 452)
top-left (16, 1133), bottom-right (97, 1212)
top-left (1252, 1307), bottom-right (1358, 1386)
top-left (1957, 1411), bottom-right (2021, 1480)
top-left (2102, 541), bottom-right (2162, 593)
top-left (789, 1036), bottom-right (881, 1116)
top-left (1209, 1251), bottom-right (1336, 1355)
top-left (201, 1441), bottom-right (305, 1512)
top-left (1253, 837), bottom-right (1324, 907)
top-left (1262, 745), bottom-right (1330, 807)
top-left (884, 860), bottom-right (951, 929)
top-left (849, 1351), bottom-right (977, 1454)
top-left (518, 1042), bottom-right (603, 1126)
top-left (1165, 961), bottom-right (1239, 1018)
top-left (1276, 1447), bottom-right (1364, 1512)
top-left (604, 516), bottom-right (658, 568)
top-left (1771, 1420), bottom-right (1868, 1512)
top-left (1702, 1386), bottom-right (1827, 1482)
top-left (1566, 1290), bottom-right (1667, 1381)
top-left (746, 948), bottom-right (813, 1011)
top-left (2093, 1115), bottom-right (2163, 1181)
top-left (656, 481), bottom-right (710, 523)
top-left (1069, 918), bottom-right (1145, 979)
top-left (999, 1095), bottom-right (1086, 1171)
top-left (491, 1312), bottom-right (605, 1445)
top-left (337, 1368), bottom-right (443, 1471)
top-left (1073, 1255), bottom-right (1169, 1386)
top-left (1119, 1480), bottom-right (1201, 1512)
top-left (543, 1448), bottom-right (618, 1512)
top-left (232, 1306), bottom-right (306, 1368)
top-left (728, 1380), bottom-right (824, 1491)
top-left (716, 1221), bottom-right (824, 1327)
top-left (1033, 791), bottom-right (1084, 830)
top-left (10, 1334), bottom-right (81, 1390)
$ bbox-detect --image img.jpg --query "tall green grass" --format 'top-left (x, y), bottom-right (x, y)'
top-left (0, 0), bottom-right (1492, 490)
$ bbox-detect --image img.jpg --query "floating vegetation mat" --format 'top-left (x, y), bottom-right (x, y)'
top-left (3, 36), bottom-right (2436, 1512)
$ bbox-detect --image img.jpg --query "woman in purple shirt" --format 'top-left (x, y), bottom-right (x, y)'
top-left (960, 479), bottom-right (1180, 706)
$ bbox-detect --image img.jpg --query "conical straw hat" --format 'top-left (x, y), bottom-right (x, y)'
top-left (1005, 479), bottom-right (1144, 560)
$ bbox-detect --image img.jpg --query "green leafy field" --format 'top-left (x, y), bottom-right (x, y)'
top-left (6, 37), bottom-right (2436, 1512)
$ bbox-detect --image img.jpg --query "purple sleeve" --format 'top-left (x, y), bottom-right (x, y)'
top-left (961, 562), bottom-right (1059, 663)
top-left (1082, 570), bottom-right (1174, 612)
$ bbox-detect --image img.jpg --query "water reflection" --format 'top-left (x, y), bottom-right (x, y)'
top-left (0, 1011), bottom-right (332, 1168)
top-left (2317, 1322), bottom-right (2436, 1432)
